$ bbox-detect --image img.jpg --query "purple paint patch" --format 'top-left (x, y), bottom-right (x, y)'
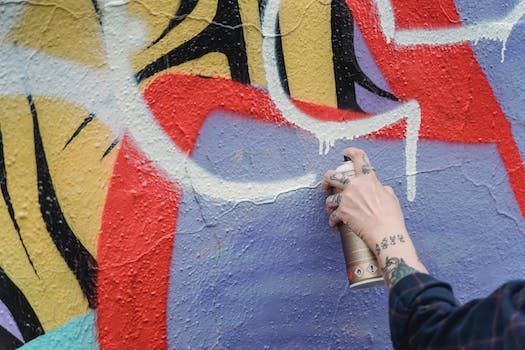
top-left (353, 20), bottom-right (399, 114)
top-left (168, 113), bottom-right (525, 349)
top-left (0, 298), bottom-right (23, 342)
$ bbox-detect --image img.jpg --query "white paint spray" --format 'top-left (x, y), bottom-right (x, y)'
top-left (261, 0), bottom-right (421, 201)
top-left (3, 0), bottom-right (521, 205)
top-left (0, 1), bottom-right (317, 204)
top-left (374, 0), bottom-right (525, 62)
top-left (99, 2), bottom-right (318, 203)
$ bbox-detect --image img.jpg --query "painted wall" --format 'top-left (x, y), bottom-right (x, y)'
top-left (1, 0), bottom-right (525, 349)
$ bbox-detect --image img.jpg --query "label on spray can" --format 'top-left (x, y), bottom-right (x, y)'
top-left (335, 159), bottom-right (383, 289)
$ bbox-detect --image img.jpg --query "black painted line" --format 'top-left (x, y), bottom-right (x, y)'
top-left (147, 0), bottom-right (199, 48)
top-left (0, 325), bottom-right (24, 350)
top-left (136, 0), bottom-right (250, 85)
top-left (27, 94), bottom-right (98, 309)
top-left (63, 113), bottom-right (96, 150)
top-left (101, 136), bottom-right (120, 160)
top-left (0, 124), bottom-right (39, 277)
top-left (258, 0), bottom-right (267, 23)
top-left (91, 0), bottom-right (103, 28)
top-left (275, 18), bottom-right (290, 96)
top-left (0, 266), bottom-right (44, 344)
top-left (331, 0), bottom-right (398, 112)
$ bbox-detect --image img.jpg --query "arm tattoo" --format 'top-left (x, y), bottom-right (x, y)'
top-left (376, 234), bottom-right (406, 256)
top-left (381, 257), bottom-right (418, 289)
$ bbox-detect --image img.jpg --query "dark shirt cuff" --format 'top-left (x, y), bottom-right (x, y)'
top-left (388, 273), bottom-right (457, 349)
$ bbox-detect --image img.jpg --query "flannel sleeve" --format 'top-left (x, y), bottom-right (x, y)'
top-left (389, 273), bottom-right (525, 350)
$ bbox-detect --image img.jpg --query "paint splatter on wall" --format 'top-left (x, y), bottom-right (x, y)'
top-left (0, 0), bottom-right (524, 348)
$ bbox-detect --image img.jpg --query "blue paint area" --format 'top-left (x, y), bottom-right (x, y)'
top-left (454, 0), bottom-right (525, 160)
top-left (20, 312), bottom-right (98, 350)
top-left (168, 114), bottom-right (525, 349)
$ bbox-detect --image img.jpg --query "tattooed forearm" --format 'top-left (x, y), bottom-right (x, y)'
top-left (381, 257), bottom-right (418, 289)
top-left (375, 234), bottom-right (407, 256)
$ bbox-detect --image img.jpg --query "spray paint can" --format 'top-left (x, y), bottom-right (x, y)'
top-left (335, 157), bottom-right (383, 289)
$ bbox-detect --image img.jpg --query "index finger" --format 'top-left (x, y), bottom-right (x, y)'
top-left (322, 170), bottom-right (350, 192)
top-left (343, 147), bottom-right (375, 177)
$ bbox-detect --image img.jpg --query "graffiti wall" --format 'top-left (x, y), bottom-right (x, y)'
top-left (1, 0), bottom-right (524, 348)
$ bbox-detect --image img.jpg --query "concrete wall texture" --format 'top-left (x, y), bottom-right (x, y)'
top-left (1, 0), bottom-right (525, 349)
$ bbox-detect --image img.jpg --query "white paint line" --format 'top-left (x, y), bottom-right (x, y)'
top-left (374, 0), bottom-right (396, 43)
top-left (374, 0), bottom-right (525, 62)
top-left (0, 44), bottom-right (123, 134)
top-left (262, 0), bottom-right (421, 201)
top-left (99, 2), bottom-right (317, 203)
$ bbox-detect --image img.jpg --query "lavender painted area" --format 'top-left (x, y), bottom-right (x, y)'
top-left (167, 113), bottom-right (525, 349)
top-left (0, 299), bottom-right (23, 342)
top-left (353, 20), bottom-right (399, 114)
top-left (454, 0), bottom-right (525, 161)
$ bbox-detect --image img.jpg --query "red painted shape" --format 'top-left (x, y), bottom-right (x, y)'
top-left (144, 73), bottom-right (373, 138)
top-left (143, 74), bottom-right (289, 154)
top-left (347, 0), bottom-right (525, 217)
top-left (390, 0), bottom-right (463, 29)
top-left (292, 99), bottom-right (371, 122)
top-left (97, 136), bottom-right (181, 350)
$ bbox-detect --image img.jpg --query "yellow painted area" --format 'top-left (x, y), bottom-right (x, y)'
top-left (139, 52), bottom-right (231, 89)
top-left (279, 0), bottom-right (337, 107)
top-left (7, 0), bottom-right (105, 67)
top-left (238, 0), bottom-right (266, 86)
top-left (130, 0), bottom-right (235, 81)
top-left (126, 0), bottom-right (182, 44)
top-left (0, 96), bottom-right (117, 331)
top-left (35, 97), bottom-right (119, 255)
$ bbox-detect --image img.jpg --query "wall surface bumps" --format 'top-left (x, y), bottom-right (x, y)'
top-left (1, 0), bottom-right (525, 349)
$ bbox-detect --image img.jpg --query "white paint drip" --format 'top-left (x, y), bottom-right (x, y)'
top-left (374, 0), bottom-right (525, 63)
top-left (99, 2), bottom-right (318, 203)
top-left (262, 0), bottom-right (421, 201)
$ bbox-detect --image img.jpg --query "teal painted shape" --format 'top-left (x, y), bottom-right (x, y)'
top-left (20, 312), bottom-right (99, 350)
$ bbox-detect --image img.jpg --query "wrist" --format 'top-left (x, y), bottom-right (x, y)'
top-left (364, 227), bottom-right (409, 253)
top-left (367, 231), bottom-right (428, 290)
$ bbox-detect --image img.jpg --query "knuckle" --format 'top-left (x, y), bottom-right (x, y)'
top-left (344, 147), bottom-right (364, 159)
top-left (341, 190), bottom-right (352, 201)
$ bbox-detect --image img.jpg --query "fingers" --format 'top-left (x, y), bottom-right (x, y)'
top-left (322, 170), bottom-right (351, 192)
top-left (325, 193), bottom-right (342, 212)
top-left (329, 209), bottom-right (342, 228)
top-left (343, 147), bottom-right (375, 177)
top-left (384, 186), bottom-right (395, 195)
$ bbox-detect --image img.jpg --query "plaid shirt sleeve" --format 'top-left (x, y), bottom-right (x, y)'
top-left (389, 273), bottom-right (525, 350)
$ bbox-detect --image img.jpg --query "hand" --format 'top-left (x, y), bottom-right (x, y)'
top-left (322, 148), bottom-right (407, 247)
top-left (322, 147), bottom-right (427, 290)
